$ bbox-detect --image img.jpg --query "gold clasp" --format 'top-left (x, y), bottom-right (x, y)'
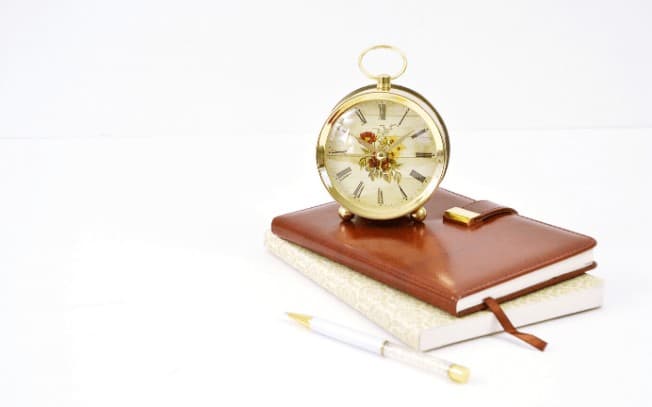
top-left (357, 45), bottom-right (408, 91)
top-left (443, 207), bottom-right (481, 226)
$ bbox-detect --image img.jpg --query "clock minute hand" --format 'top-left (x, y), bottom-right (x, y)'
top-left (385, 129), bottom-right (415, 152)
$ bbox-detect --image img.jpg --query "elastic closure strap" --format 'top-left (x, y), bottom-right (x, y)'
top-left (444, 200), bottom-right (517, 228)
top-left (483, 297), bottom-right (548, 351)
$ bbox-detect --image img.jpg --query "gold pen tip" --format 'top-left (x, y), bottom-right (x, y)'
top-left (448, 364), bottom-right (470, 384)
top-left (286, 312), bottom-right (313, 328)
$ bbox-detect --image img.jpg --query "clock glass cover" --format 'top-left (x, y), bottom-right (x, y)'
top-left (319, 95), bottom-right (446, 219)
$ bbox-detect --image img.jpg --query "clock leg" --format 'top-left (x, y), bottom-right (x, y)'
top-left (338, 206), bottom-right (354, 221)
top-left (410, 207), bottom-right (427, 222)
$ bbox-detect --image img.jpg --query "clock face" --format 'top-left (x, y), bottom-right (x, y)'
top-left (320, 96), bottom-right (446, 218)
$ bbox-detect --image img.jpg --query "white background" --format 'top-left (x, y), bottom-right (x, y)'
top-left (1, 1), bottom-right (651, 406)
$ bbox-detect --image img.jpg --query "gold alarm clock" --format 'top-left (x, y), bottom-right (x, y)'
top-left (316, 45), bottom-right (449, 221)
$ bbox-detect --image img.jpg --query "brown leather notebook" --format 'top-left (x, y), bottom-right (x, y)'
top-left (271, 188), bottom-right (597, 317)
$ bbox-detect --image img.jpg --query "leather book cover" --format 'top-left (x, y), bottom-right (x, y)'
top-left (265, 231), bottom-right (603, 350)
top-left (271, 188), bottom-right (597, 316)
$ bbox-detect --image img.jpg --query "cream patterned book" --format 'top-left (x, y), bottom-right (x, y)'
top-left (266, 231), bottom-right (603, 351)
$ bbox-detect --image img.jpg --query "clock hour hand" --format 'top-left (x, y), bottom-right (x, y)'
top-left (353, 134), bottom-right (374, 151)
top-left (327, 152), bottom-right (367, 157)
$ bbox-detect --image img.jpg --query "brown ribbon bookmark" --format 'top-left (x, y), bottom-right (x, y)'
top-left (483, 297), bottom-right (548, 351)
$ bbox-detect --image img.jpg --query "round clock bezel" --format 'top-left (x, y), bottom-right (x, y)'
top-left (316, 84), bottom-right (450, 220)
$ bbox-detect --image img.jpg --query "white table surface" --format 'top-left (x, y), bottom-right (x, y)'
top-left (1, 128), bottom-right (650, 406)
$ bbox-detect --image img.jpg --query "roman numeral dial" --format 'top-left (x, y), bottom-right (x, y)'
top-left (409, 169), bottom-right (427, 183)
top-left (416, 152), bottom-right (434, 158)
top-left (320, 97), bottom-right (445, 219)
top-left (353, 181), bottom-right (365, 199)
top-left (398, 185), bottom-right (408, 200)
top-left (398, 108), bottom-right (409, 126)
top-left (355, 108), bottom-right (367, 125)
top-left (336, 167), bottom-right (352, 181)
top-left (411, 128), bottom-right (428, 139)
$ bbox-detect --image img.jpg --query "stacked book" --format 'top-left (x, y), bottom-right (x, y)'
top-left (267, 188), bottom-right (602, 350)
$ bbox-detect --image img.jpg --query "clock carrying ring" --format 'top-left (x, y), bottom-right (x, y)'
top-left (357, 45), bottom-right (408, 81)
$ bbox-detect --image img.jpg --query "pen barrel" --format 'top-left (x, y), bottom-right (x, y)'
top-left (382, 342), bottom-right (450, 374)
top-left (307, 317), bottom-right (469, 383)
top-left (310, 318), bottom-right (386, 355)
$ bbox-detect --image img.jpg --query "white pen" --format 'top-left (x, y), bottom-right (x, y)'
top-left (286, 312), bottom-right (470, 383)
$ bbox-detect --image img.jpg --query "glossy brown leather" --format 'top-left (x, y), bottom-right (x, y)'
top-left (271, 188), bottom-right (597, 316)
top-left (465, 200), bottom-right (518, 227)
